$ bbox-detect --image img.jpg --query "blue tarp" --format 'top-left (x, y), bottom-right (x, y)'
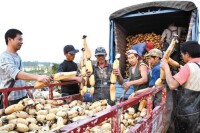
top-left (186, 9), bottom-right (199, 41)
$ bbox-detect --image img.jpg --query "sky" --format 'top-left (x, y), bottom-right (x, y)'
top-left (0, 0), bottom-right (199, 63)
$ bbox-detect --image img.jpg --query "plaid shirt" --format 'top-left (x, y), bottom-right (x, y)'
top-left (0, 51), bottom-right (27, 101)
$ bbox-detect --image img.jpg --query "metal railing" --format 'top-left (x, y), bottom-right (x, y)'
top-left (0, 80), bottom-right (78, 108)
top-left (0, 82), bottom-right (166, 133)
top-left (58, 86), bottom-right (166, 133)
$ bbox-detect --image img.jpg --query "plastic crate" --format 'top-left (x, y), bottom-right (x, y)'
top-left (83, 93), bottom-right (93, 102)
top-left (116, 81), bottom-right (134, 99)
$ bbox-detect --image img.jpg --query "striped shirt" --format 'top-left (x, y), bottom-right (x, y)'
top-left (0, 51), bottom-right (27, 101)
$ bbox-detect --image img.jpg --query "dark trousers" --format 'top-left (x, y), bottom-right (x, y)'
top-left (173, 89), bottom-right (200, 133)
top-left (174, 112), bottom-right (200, 133)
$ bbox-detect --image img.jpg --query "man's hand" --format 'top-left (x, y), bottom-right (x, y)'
top-left (113, 68), bottom-right (121, 77)
top-left (122, 81), bottom-right (131, 91)
top-left (36, 75), bottom-right (52, 84)
top-left (159, 40), bottom-right (164, 46)
top-left (112, 68), bottom-right (124, 85)
top-left (86, 72), bottom-right (92, 77)
top-left (75, 77), bottom-right (85, 83)
top-left (27, 90), bottom-right (33, 98)
top-left (160, 60), bottom-right (169, 70)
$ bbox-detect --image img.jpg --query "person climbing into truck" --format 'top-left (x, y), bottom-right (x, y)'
top-left (160, 23), bottom-right (186, 63)
top-left (160, 24), bottom-right (187, 132)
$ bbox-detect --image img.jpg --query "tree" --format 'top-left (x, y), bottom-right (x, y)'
top-left (50, 63), bottom-right (59, 74)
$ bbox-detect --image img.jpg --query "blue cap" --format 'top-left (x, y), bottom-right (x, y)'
top-left (95, 47), bottom-right (107, 56)
top-left (64, 45), bottom-right (79, 54)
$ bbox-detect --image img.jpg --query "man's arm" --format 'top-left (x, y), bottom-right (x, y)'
top-left (61, 76), bottom-right (83, 83)
top-left (16, 71), bottom-right (51, 83)
top-left (0, 57), bottom-right (51, 83)
top-left (17, 71), bottom-right (38, 80)
top-left (161, 61), bottom-right (180, 90)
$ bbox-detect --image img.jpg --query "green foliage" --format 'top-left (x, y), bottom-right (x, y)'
top-left (23, 61), bottom-right (51, 67)
top-left (23, 61), bottom-right (61, 91)
top-left (23, 61), bottom-right (58, 75)
top-left (25, 69), bottom-right (45, 74)
top-left (50, 63), bottom-right (59, 74)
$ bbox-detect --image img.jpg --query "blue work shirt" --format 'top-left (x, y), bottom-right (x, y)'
top-left (149, 61), bottom-right (161, 87)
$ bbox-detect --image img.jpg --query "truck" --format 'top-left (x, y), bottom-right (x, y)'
top-left (108, 1), bottom-right (199, 99)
